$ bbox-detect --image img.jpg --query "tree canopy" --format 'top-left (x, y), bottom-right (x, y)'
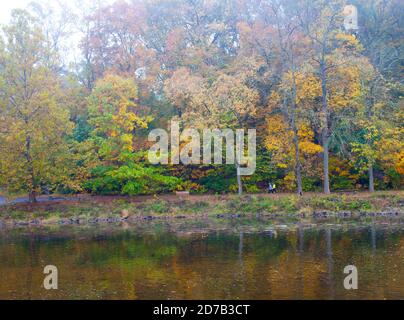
top-left (0, 0), bottom-right (402, 201)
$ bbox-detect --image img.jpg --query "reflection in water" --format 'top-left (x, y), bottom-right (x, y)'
top-left (238, 231), bottom-right (243, 295)
top-left (0, 223), bottom-right (403, 300)
top-left (371, 225), bottom-right (376, 251)
top-left (296, 226), bottom-right (304, 297)
top-left (326, 228), bottom-right (335, 298)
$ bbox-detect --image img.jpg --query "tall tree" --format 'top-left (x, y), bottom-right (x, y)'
top-left (0, 10), bottom-right (73, 202)
top-left (297, 0), bottom-right (362, 193)
top-left (266, 0), bottom-right (309, 195)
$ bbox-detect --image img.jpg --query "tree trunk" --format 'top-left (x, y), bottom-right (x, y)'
top-left (29, 191), bottom-right (37, 203)
top-left (236, 164), bottom-right (242, 195)
top-left (322, 129), bottom-right (330, 194)
top-left (368, 164), bottom-right (375, 192)
top-left (320, 60), bottom-right (331, 194)
top-left (290, 71), bottom-right (303, 197)
top-left (25, 134), bottom-right (37, 203)
top-left (292, 129), bottom-right (303, 196)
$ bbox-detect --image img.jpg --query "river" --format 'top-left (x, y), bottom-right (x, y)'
top-left (0, 220), bottom-right (403, 299)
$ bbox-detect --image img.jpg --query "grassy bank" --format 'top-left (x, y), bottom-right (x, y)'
top-left (0, 191), bottom-right (403, 226)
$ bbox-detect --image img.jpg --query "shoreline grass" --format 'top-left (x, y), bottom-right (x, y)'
top-left (0, 191), bottom-right (402, 227)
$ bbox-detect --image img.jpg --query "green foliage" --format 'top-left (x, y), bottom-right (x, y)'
top-left (85, 163), bottom-right (181, 195)
top-left (198, 165), bottom-right (236, 193)
top-left (83, 166), bottom-right (121, 195)
top-left (302, 177), bottom-right (321, 192)
top-left (72, 116), bottom-right (92, 143)
top-left (330, 175), bottom-right (357, 191)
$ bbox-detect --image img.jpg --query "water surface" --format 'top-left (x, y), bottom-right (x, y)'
top-left (0, 220), bottom-right (403, 299)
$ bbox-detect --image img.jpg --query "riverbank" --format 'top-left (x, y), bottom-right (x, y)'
top-left (0, 191), bottom-right (402, 228)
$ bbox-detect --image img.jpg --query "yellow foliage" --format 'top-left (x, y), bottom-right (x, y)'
top-left (376, 126), bottom-right (404, 177)
top-left (88, 74), bottom-right (151, 161)
top-left (335, 33), bottom-right (363, 51)
top-left (265, 115), bottom-right (322, 170)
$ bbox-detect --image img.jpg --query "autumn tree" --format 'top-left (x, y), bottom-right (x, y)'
top-left (348, 58), bottom-right (384, 191)
top-left (350, 0), bottom-right (404, 191)
top-left (87, 74), bottom-right (151, 162)
top-left (348, 56), bottom-right (403, 191)
top-left (165, 62), bottom-right (259, 194)
top-left (253, 0), bottom-right (311, 195)
top-left (296, 0), bottom-right (365, 193)
top-left (0, 10), bottom-right (73, 202)
top-left (265, 115), bottom-right (322, 190)
top-left (85, 74), bottom-right (181, 194)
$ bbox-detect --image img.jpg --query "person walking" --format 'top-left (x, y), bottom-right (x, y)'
top-left (268, 182), bottom-right (273, 194)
